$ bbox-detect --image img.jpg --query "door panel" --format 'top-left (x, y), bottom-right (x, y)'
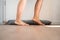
top-left (5, 0), bottom-right (60, 24)
top-left (0, 0), bottom-right (5, 24)
top-left (0, 0), bottom-right (3, 24)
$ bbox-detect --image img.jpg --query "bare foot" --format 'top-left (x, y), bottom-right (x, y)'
top-left (32, 18), bottom-right (45, 25)
top-left (15, 21), bottom-right (29, 26)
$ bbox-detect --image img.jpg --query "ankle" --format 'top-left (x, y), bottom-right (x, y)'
top-left (15, 20), bottom-right (22, 22)
top-left (33, 17), bottom-right (39, 20)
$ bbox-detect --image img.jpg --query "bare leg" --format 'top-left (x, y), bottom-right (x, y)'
top-left (33, 0), bottom-right (44, 25)
top-left (15, 0), bottom-right (29, 26)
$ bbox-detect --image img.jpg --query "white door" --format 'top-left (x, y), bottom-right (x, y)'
top-left (5, 0), bottom-right (36, 20)
top-left (5, 0), bottom-right (60, 24)
top-left (6, 0), bottom-right (18, 21)
top-left (0, 0), bottom-right (5, 24)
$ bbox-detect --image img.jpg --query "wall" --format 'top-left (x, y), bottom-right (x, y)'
top-left (47, 0), bottom-right (60, 24)
top-left (5, 0), bottom-right (60, 24)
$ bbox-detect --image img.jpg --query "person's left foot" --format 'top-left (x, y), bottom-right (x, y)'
top-left (32, 18), bottom-right (45, 25)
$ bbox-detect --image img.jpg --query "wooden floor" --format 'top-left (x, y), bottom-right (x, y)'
top-left (0, 25), bottom-right (60, 40)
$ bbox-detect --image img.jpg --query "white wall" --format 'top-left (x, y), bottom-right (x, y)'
top-left (47, 0), bottom-right (60, 24)
top-left (5, 0), bottom-right (60, 24)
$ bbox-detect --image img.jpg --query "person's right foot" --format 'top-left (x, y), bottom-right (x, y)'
top-left (15, 21), bottom-right (29, 26)
top-left (32, 18), bottom-right (45, 25)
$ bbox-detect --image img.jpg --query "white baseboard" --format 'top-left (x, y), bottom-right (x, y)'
top-left (46, 25), bottom-right (60, 27)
